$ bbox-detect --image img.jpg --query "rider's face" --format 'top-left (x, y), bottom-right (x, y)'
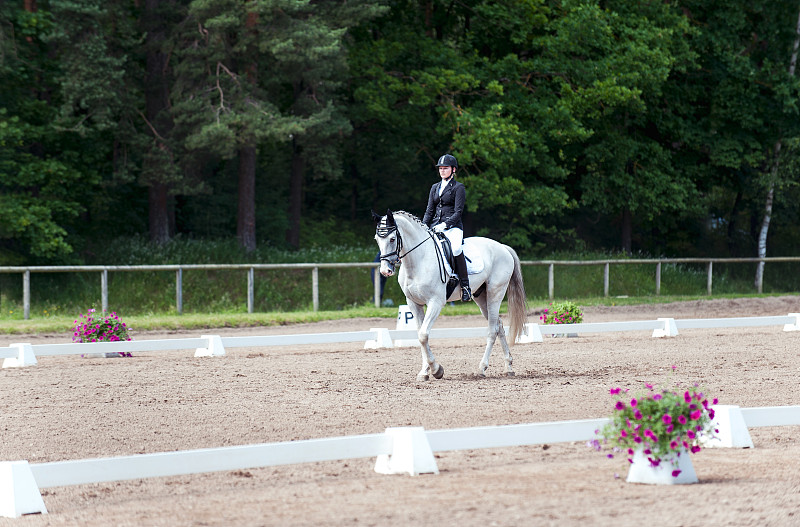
top-left (438, 166), bottom-right (454, 179)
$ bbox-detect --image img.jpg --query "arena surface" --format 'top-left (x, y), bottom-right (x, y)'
top-left (1, 296), bottom-right (799, 526)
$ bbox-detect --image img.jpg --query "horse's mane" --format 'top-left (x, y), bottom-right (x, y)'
top-left (394, 210), bottom-right (429, 230)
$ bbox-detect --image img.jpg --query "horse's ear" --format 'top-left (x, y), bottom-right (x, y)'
top-left (371, 210), bottom-right (382, 225)
top-left (385, 209), bottom-right (396, 227)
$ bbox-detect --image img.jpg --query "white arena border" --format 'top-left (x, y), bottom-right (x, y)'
top-left (2, 313), bottom-right (799, 367)
top-left (2, 404), bottom-right (799, 517)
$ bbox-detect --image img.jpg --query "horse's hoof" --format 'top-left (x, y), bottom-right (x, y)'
top-left (506, 372), bottom-right (516, 377)
top-left (433, 364), bottom-right (444, 379)
top-left (417, 374), bottom-right (430, 381)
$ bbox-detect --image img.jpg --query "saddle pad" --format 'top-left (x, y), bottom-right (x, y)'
top-left (463, 238), bottom-right (485, 275)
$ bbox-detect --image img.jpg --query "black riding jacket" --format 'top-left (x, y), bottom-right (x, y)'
top-left (422, 179), bottom-right (466, 230)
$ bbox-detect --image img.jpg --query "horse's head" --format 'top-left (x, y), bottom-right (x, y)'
top-left (372, 209), bottom-right (400, 277)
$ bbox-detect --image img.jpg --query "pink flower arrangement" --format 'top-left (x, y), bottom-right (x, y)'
top-left (590, 376), bottom-right (718, 477)
top-left (539, 301), bottom-right (583, 325)
top-left (73, 308), bottom-right (133, 356)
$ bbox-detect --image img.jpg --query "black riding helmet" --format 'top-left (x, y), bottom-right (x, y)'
top-left (436, 154), bottom-right (458, 168)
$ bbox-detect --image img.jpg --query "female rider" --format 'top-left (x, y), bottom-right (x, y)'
top-left (422, 154), bottom-right (471, 302)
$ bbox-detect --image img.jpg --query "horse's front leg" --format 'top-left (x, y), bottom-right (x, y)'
top-left (411, 300), bottom-right (445, 381)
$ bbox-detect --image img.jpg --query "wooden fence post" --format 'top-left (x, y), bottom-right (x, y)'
top-left (176, 268), bottom-right (183, 315)
top-left (312, 267), bottom-right (319, 312)
top-left (23, 270), bottom-right (30, 320)
top-left (247, 267), bottom-right (254, 314)
top-left (707, 262), bottom-right (713, 295)
top-left (373, 264), bottom-right (381, 308)
top-left (101, 269), bottom-right (108, 313)
top-left (656, 262), bottom-right (662, 296)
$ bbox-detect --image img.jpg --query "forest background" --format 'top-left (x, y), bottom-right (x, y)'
top-left (3, 0), bottom-right (800, 275)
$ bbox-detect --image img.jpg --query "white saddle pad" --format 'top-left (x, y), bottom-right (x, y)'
top-left (437, 237), bottom-right (485, 276)
top-left (463, 238), bottom-right (485, 275)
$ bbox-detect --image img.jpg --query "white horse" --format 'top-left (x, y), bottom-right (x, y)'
top-left (373, 209), bottom-right (528, 380)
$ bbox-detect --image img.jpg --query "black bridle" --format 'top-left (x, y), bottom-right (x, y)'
top-left (376, 223), bottom-right (447, 282)
top-left (377, 225), bottom-right (432, 267)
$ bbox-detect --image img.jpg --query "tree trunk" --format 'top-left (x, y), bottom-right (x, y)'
top-left (424, 1), bottom-right (433, 38)
top-left (349, 163), bottom-right (358, 222)
top-left (235, 4), bottom-right (259, 252)
top-left (286, 139), bottom-right (304, 249)
top-left (621, 208), bottom-right (632, 255)
top-left (727, 190), bottom-right (742, 255)
top-left (237, 145), bottom-right (257, 252)
top-left (143, 0), bottom-right (174, 244)
top-left (755, 159), bottom-right (777, 292)
top-left (755, 7), bottom-right (800, 290)
top-left (148, 183), bottom-right (170, 243)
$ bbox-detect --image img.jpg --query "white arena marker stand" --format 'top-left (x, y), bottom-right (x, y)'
top-left (364, 328), bottom-right (393, 349)
top-left (3, 343), bottom-right (37, 368)
top-left (394, 305), bottom-right (420, 347)
top-left (652, 318), bottom-right (678, 338)
top-left (195, 335), bottom-right (226, 357)
top-left (784, 313), bottom-right (800, 332)
top-left (517, 323), bottom-right (543, 343)
top-left (0, 461), bottom-right (47, 518)
top-left (374, 427), bottom-right (439, 476)
top-left (705, 405), bottom-right (754, 449)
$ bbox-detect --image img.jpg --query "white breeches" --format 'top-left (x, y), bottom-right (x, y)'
top-left (443, 227), bottom-right (464, 255)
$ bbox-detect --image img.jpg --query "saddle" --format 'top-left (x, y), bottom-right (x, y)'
top-left (434, 232), bottom-right (486, 299)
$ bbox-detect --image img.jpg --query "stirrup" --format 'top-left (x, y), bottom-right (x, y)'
top-left (461, 284), bottom-right (472, 302)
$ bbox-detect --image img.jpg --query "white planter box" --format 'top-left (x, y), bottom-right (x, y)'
top-left (626, 448), bottom-right (698, 485)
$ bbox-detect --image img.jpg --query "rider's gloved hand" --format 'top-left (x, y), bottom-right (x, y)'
top-left (433, 222), bottom-right (447, 233)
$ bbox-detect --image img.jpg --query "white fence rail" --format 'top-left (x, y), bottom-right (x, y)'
top-left (3, 314), bottom-right (799, 368)
top-left (29, 434), bottom-right (394, 489)
top-left (3, 256), bottom-right (800, 319)
top-left (3, 405), bottom-right (799, 517)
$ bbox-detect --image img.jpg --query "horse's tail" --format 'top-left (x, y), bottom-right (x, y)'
top-left (503, 244), bottom-right (529, 345)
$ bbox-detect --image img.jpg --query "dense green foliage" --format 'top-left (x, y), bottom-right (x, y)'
top-left (2, 1), bottom-right (800, 266)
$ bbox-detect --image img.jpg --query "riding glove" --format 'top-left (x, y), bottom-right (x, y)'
top-left (433, 222), bottom-right (447, 232)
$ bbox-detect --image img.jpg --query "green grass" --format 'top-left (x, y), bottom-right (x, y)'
top-left (0, 302), bottom-right (480, 335)
top-left (0, 292), bottom-right (793, 336)
top-left (1, 238), bottom-right (798, 335)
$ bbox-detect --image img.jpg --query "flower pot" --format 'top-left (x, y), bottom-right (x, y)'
top-left (81, 352), bottom-right (132, 358)
top-left (626, 448), bottom-right (698, 485)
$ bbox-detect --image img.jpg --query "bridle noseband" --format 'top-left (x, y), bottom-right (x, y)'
top-left (376, 225), bottom-right (403, 267)
top-left (376, 223), bottom-right (433, 270)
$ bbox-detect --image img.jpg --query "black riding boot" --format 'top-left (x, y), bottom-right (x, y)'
top-left (454, 252), bottom-right (472, 302)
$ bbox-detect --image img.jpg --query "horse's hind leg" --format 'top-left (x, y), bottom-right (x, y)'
top-left (473, 292), bottom-right (501, 377)
top-left (496, 324), bottom-right (515, 376)
top-left (474, 285), bottom-right (514, 377)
